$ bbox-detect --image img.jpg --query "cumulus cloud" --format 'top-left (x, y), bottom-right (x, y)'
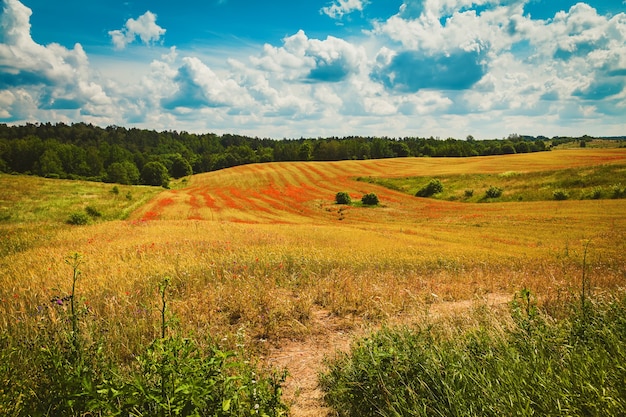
top-left (321, 0), bottom-right (367, 19)
top-left (161, 57), bottom-right (253, 110)
top-left (251, 30), bottom-right (367, 83)
top-left (0, 0), bottom-right (113, 121)
top-left (109, 11), bottom-right (166, 50)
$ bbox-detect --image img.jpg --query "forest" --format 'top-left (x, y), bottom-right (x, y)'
top-left (0, 122), bottom-right (598, 186)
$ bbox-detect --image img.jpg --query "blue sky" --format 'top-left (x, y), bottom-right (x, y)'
top-left (1, 0), bottom-right (625, 139)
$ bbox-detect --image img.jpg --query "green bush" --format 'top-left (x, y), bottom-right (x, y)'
top-left (67, 212), bottom-right (89, 225)
top-left (361, 193), bottom-right (379, 206)
top-left (335, 192), bottom-right (352, 205)
top-left (415, 179), bottom-right (444, 197)
top-left (85, 205), bottom-right (102, 218)
top-left (611, 184), bottom-right (625, 199)
top-left (485, 186), bottom-right (503, 199)
top-left (464, 189), bottom-right (474, 198)
top-left (553, 189), bottom-right (570, 200)
top-left (321, 292), bottom-right (626, 417)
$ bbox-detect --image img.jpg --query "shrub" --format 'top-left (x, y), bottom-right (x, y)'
top-left (85, 205), bottom-right (102, 218)
top-left (416, 179), bottom-right (444, 197)
top-left (611, 184), bottom-right (625, 199)
top-left (553, 189), bottom-right (570, 200)
top-left (589, 187), bottom-right (603, 200)
top-left (361, 193), bottom-right (379, 206)
top-left (485, 186), bottom-right (503, 199)
top-left (464, 189), bottom-right (474, 198)
top-left (335, 192), bottom-right (352, 205)
top-left (67, 212), bottom-right (89, 225)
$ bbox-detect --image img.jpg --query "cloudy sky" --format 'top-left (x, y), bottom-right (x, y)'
top-left (1, 0), bottom-right (625, 139)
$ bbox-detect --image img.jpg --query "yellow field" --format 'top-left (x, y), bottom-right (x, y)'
top-left (2, 149), bottom-right (626, 353)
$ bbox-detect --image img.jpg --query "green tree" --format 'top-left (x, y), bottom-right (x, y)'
top-left (141, 161), bottom-right (169, 187)
top-left (107, 161), bottom-right (140, 185)
top-left (170, 154), bottom-right (192, 179)
top-left (361, 193), bottom-right (379, 206)
top-left (38, 149), bottom-right (64, 177)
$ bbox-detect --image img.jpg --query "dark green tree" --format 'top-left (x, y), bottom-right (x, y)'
top-left (170, 154), bottom-right (192, 179)
top-left (141, 161), bottom-right (169, 187)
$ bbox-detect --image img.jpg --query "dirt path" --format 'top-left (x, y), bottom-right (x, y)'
top-left (265, 293), bottom-right (511, 417)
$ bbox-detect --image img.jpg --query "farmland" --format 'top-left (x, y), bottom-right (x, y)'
top-left (1, 148), bottom-right (626, 415)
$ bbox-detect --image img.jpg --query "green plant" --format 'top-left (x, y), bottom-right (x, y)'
top-left (85, 205), bottom-right (102, 218)
top-left (361, 193), bottom-right (379, 206)
top-left (553, 189), bottom-right (570, 200)
top-left (321, 292), bottom-right (626, 417)
top-left (484, 186), bottom-right (503, 199)
top-left (67, 212), bottom-right (89, 225)
top-left (335, 192), bottom-right (352, 205)
top-left (464, 189), bottom-right (474, 198)
top-left (415, 179), bottom-right (443, 197)
top-left (611, 184), bottom-right (625, 199)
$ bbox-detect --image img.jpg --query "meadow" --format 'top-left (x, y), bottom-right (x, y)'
top-left (1, 148), bottom-right (626, 415)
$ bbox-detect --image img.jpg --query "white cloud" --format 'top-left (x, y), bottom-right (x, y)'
top-left (321, 0), bottom-right (367, 19)
top-left (109, 11), bottom-right (166, 50)
top-left (0, 0), bottom-right (114, 122)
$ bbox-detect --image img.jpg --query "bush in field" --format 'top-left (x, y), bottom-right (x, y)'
top-left (553, 189), bottom-right (570, 200)
top-left (612, 184), bottom-right (626, 199)
top-left (416, 179), bottom-right (444, 197)
top-left (464, 189), bottom-right (474, 198)
top-left (85, 205), bottom-right (102, 218)
top-left (485, 186), bottom-right (503, 199)
top-left (335, 192), bottom-right (352, 205)
top-left (321, 291), bottom-right (626, 417)
top-left (67, 212), bottom-right (89, 225)
top-left (361, 193), bottom-right (379, 206)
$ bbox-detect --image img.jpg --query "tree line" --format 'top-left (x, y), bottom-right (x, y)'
top-left (0, 122), bottom-right (576, 186)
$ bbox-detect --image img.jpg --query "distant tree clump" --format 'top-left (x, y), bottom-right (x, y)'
top-left (361, 193), bottom-right (379, 206)
top-left (335, 192), bottom-right (352, 205)
top-left (141, 161), bottom-right (170, 188)
top-left (416, 179), bottom-right (444, 197)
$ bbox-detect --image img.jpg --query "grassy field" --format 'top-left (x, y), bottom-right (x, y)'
top-left (1, 148), bottom-right (626, 415)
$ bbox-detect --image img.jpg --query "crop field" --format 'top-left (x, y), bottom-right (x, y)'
top-left (2, 148), bottom-right (626, 415)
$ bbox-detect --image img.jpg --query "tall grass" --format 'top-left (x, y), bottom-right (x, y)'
top-left (0, 255), bottom-right (288, 416)
top-left (320, 290), bottom-right (626, 416)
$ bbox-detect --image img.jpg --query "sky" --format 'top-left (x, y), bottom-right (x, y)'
top-left (1, 0), bottom-right (625, 139)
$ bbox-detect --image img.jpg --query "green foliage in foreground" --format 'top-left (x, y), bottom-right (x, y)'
top-left (0, 255), bottom-right (287, 417)
top-left (321, 291), bottom-right (626, 417)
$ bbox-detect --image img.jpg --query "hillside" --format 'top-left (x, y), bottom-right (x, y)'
top-left (1, 149), bottom-right (626, 416)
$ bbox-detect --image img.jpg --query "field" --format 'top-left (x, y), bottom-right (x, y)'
top-left (2, 148), bottom-right (626, 415)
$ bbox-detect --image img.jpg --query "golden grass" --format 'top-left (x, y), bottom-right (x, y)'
top-left (1, 149), bottom-right (626, 356)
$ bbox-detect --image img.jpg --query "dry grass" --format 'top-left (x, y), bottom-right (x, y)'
top-left (3, 150), bottom-right (626, 415)
top-left (2, 149), bottom-right (626, 355)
